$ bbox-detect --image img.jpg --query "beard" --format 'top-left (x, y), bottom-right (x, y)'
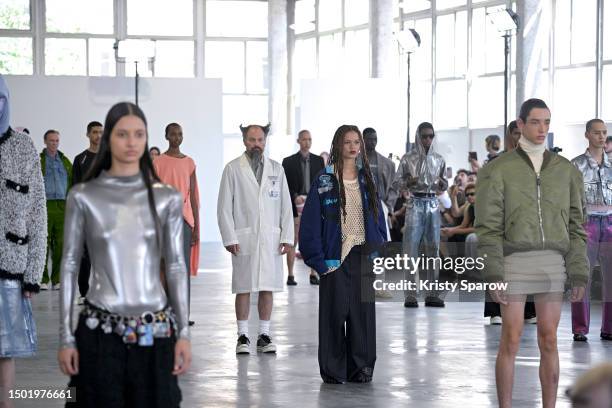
top-left (247, 147), bottom-right (262, 161)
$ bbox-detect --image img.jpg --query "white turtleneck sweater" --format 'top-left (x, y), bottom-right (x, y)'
top-left (518, 135), bottom-right (547, 175)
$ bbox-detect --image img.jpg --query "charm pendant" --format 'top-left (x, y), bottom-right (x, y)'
top-left (114, 320), bottom-right (126, 336)
top-left (85, 316), bottom-right (99, 330)
top-left (122, 326), bottom-right (137, 344)
top-left (101, 317), bottom-right (112, 334)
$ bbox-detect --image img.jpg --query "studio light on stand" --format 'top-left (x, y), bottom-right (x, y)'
top-left (114, 39), bottom-right (156, 106)
top-left (487, 8), bottom-right (519, 136)
top-left (394, 28), bottom-right (421, 153)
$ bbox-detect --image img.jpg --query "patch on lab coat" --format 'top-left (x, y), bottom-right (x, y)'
top-left (268, 177), bottom-right (281, 199)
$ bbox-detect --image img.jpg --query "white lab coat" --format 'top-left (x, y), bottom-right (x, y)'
top-left (217, 153), bottom-right (294, 294)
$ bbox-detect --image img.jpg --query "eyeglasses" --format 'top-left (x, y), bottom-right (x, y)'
top-left (420, 133), bottom-right (435, 140)
top-left (465, 192), bottom-right (475, 197)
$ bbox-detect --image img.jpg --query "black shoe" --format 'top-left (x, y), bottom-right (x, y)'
top-left (321, 374), bottom-right (343, 384)
top-left (404, 296), bottom-right (418, 308)
top-left (189, 320), bottom-right (195, 326)
top-left (309, 274), bottom-right (320, 285)
top-left (601, 332), bottom-right (612, 341)
top-left (573, 333), bottom-right (588, 342)
top-left (349, 368), bottom-right (373, 383)
top-left (424, 296), bottom-right (445, 307)
top-left (287, 276), bottom-right (297, 286)
top-left (256, 334), bottom-right (277, 353)
top-left (236, 334), bottom-right (251, 354)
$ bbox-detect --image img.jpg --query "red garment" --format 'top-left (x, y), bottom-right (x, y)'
top-left (154, 154), bottom-right (200, 276)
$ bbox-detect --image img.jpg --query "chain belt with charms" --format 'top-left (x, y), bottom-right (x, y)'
top-left (80, 302), bottom-right (176, 346)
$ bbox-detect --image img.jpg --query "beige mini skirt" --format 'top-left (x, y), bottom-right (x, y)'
top-left (503, 250), bottom-right (566, 295)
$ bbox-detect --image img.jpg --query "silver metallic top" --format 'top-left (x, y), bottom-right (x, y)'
top-left (389, 126), bottom-right (448, 204)
top-left (59, 171), bottom-right (189, 348)
top-left (571, 149), bottom-right (612, 214)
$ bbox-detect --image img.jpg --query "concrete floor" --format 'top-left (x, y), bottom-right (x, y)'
top-left (13, 243), bottom-right (612, 407)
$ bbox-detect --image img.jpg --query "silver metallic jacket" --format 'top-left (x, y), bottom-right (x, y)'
top-left (388, 127), bottom-right (448, 208)
top-left (571, 149), bottom-right (612, 208)
top-left (59, 171), bottom-right (189, 348)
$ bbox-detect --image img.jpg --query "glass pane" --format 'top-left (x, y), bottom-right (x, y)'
top-left (154, 40), bottom-right (194, 78)
top-left (602, 65), bottom-right (612, 121)
top-left (45, 38), bottom-right (86, 76)
top-left (554, 67), bottom-right (596, 123)
top-left (472, 8), bottom-right (486, 75)
top-left (436, 0), bottom-right (466, 11)
top-left (318, 0), bottom-right (342, 31)
top-left (128, 0), bottom-right (193, 36)
top-left (400, 0), bottom-right (430, 14)
top-left (205, 41), bottom-right (245, 93)
top-left (455, 11), bottom-right (467, 75)
top-left (294, 0), bottom-right (315, 34)
top-left (484, 6), bottom-right (506, 74)
top-left (318, 33), bottom-right (343, 78)
top-left (0, 37), bottom-right (32, 75)
top-left (206, 1), bottom-right (267, 38)
top-left (554, 0), bottom-right (570, 66)
top-left (435, 80), bottom-right (467, 128)
top-left (46, 0), bottom-right (113, 34)
top-left (223, 95), bottom-right (268, 134)
top-left (0, 0), bottom-right (29, 30)
top-left (345, 0), bottom-right (369, 27)
top-left (293, 37), bottom-right (317, 100)
top-left (411, 18), bottom-right (431, 80)
top-left (570, 0), bottom-right (596, 64)
top-left (469, 76), bottom-right (504, 128)
top-left (246, 41), bottom-right (268, 93)
top-left (125, 60), bottom-right (152, 77)
top-left (223, 137), bottom-right (246, 165)
top-left (605, 0), bottom-right (612, 60)
top-left (344, 29), bottom-right (370, 78)
top-left (89, 38), bottom-right (116, 76)
top-left (436, 14), bottom-right (454, 77)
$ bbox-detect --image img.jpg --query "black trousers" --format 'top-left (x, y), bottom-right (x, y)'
top-left (66, 315), bottom-right (181, 408)
top-left (318, 245), bottom-right (376, 382)
top-left (77, 246), bottom-right (90, 298)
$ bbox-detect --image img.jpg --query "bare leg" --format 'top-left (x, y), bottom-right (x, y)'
top-left (497, 295), bottom-right (527, 408)
top-left (287, 217), bottom-right (299, 278)
top-left (0, 358), bottom-right (15, 408)
top-left (235, 293), bottom-right (250, 321)
top-left (258, 291), bottom-right (273, 321)
top-left (534, 292), bottom-right (563, 408)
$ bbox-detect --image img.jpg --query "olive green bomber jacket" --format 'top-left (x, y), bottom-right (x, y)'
top-left (474, 147), bottom-right (588, 287)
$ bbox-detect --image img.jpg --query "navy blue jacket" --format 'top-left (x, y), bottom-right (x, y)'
top-left (299, 165), bottom-right (388, 275)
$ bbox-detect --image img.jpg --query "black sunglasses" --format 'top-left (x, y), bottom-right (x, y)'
top-left (465, 192), bottom-right (475, 197)
top-left (420, 133), bottom-right (435, 140)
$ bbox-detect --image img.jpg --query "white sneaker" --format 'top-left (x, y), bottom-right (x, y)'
top-left (256, 334), bottom-right (277, 353)
top-left (525, 317), bottom-right (537, 324)
top-left (52, 283), bottom-right (61, 290)
top-left (490, 316), bottom-right (502, 325)
top-left (375, 289), bottom-right (394, 299)
top-left (40, 283), bottom-right (49, 290)
top-left (236, 334), bottom-right (250, 354)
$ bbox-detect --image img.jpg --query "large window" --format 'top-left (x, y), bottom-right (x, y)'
top-left (0, 0), bottom-right (30, 30)
top-left (435, 11), bottom-right (467, 79)
top-left (46, 0), bottom-right (113, 34)
top-left (0, 37), bottom-right (32, 75)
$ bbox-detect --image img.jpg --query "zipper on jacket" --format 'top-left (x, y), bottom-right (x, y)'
top-left (536, 176), bottom-right (545, 248)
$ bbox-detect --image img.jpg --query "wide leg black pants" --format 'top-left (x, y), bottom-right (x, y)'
top-left (318, 245), bottom-right (376, 383)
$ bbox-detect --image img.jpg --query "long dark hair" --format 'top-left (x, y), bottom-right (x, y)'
top-left (84, 102), bottom-right (162, 245)
top-left (328, 125), bottom-right (379, 221)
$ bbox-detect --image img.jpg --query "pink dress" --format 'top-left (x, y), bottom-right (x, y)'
top-left (154, 154), bottom-right (200, 276)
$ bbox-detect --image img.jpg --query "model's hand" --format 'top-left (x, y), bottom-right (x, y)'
top-left (172, 339), bottom-right (192, 375)
top-left (225, 244), bottom-right (240, 255)
top-left (279, 244), bottom-right (292, 255)
top-left (405, 176), bottom-right (419, 187)
top-left (23, 291), bottom-right (34, 299)
top-left (570, 286), bottom-right (586, 302)
top-left (489, 288), bottom-right (508, 306)
top-left (58, 348), bottom-right (79, 376)
top-left (191, 227), bottom-right (199, 246)
top-left (295, 196), bottom-right (306, 206)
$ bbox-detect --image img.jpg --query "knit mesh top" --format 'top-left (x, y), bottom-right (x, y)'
top-left (332, 178), bottom-right (366, 270)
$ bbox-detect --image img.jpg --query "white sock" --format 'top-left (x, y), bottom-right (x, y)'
top-left (259, 320), bottom-right (270, 336)
top-left (237, 320), bottom-right (248, 337)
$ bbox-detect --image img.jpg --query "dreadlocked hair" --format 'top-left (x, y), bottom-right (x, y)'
top-left (328, 125), bottom-right (379, 222)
